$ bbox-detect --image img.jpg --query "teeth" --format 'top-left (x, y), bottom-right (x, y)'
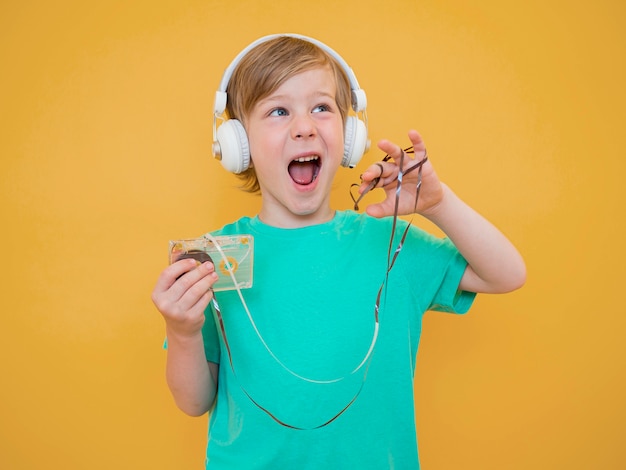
top-left (293, 155), bottom-right (319, 163)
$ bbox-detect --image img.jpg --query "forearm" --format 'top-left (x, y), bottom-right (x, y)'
top-left (165, 328), bottom-right (218, 416)
top-left (425, 184), bottom-right (526, 294)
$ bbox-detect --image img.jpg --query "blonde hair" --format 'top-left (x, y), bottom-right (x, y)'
top-left (225, 36), bottom-right (353, 193)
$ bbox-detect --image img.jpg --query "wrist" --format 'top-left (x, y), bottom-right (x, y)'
top-left (421, 183), bottom-right (453, 221)
top-left (165, 325), bottom-right (204, 345)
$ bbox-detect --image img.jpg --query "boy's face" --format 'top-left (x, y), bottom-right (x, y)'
top-left (246, 66), bottom-right (345, 228)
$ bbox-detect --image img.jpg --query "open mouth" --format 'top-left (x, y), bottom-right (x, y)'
top-left (287, 155), bottom-right (321, 186)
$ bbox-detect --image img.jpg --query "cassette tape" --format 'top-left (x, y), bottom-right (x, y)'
top-left (169, 234), bottom-right (254, 292)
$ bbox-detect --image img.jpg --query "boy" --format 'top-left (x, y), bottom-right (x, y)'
top-left (152, 34), bottom-right (526, 469)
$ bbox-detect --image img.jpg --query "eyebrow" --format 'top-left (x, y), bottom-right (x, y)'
top-left (260, 90), bottom-right (336, 104)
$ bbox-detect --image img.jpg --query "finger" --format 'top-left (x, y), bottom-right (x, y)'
top-left (163, 262), bottom-right (217, 313)
top-left (360, 162), bottom-right (384, 185)
top-left (173, 261), bottom-right (217, 297)
top-left (185, 289), bottom-right (213, 319)
top-left (407, 129), bottom-right (427, 155)
top-left (177, 271), bottom-right (218, 312)
top-left (359, 162), bottom-right (399, 192)
top-left (376, 139), bottom-right (403, 159)
top-left (152, 259), bottom-right (215, 308)
top-left (364, 201), bottom-right (390, 219)
top-left (153, 258), bottom-right (199, 294)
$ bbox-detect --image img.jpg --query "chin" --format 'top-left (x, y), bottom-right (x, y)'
top-left (290, 203), bottom-right (333, 222)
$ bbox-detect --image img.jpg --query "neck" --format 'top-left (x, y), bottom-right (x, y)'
top-left (258, 207), bottom-right (336, 229)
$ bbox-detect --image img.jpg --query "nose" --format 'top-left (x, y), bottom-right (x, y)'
top-left (291, 114), bottom-right (317, 140)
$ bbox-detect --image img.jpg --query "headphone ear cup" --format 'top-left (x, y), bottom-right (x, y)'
top-left (215, 119), bottom-right (250, 174)
top-left (342, 116), bottom-right (368, 168)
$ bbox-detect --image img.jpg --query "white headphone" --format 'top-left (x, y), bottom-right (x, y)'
top-left (212, 34), bottom-right (370, 174)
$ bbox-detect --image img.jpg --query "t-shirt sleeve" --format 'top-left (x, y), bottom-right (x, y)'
top-left (201, 303), bottom-right (221, 363)
top-left (428, 246), bottom-right (476, 314)
top-left (400, 228), bottom-right (476, 314)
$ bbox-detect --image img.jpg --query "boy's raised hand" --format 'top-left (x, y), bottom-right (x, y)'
top-left (358, 130), bottom-right (445, 218)
top-left (151, 259), bottom-right (218, 338)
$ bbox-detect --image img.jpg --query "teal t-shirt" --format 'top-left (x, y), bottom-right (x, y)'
top-left (200, 210), bottom-right (475, 469)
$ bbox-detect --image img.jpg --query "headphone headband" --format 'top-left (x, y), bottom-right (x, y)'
top-left (214, 34), bottom-right (367, 116)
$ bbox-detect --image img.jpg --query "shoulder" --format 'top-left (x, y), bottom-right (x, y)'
top-left (336, 210), bottom-right (397, 233)
top-left (206, 216), bottom-right (254, 237)
top-left (340, 210), bottom-right (440, 244)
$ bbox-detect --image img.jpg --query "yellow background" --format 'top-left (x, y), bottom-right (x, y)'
top-left (1, 1), bottom-right (624, 468)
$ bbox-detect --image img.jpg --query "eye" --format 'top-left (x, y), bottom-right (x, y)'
top-left (312, 104), bottom-right (331, 113)
top-left (269, 107), bottom-right (288, 117)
